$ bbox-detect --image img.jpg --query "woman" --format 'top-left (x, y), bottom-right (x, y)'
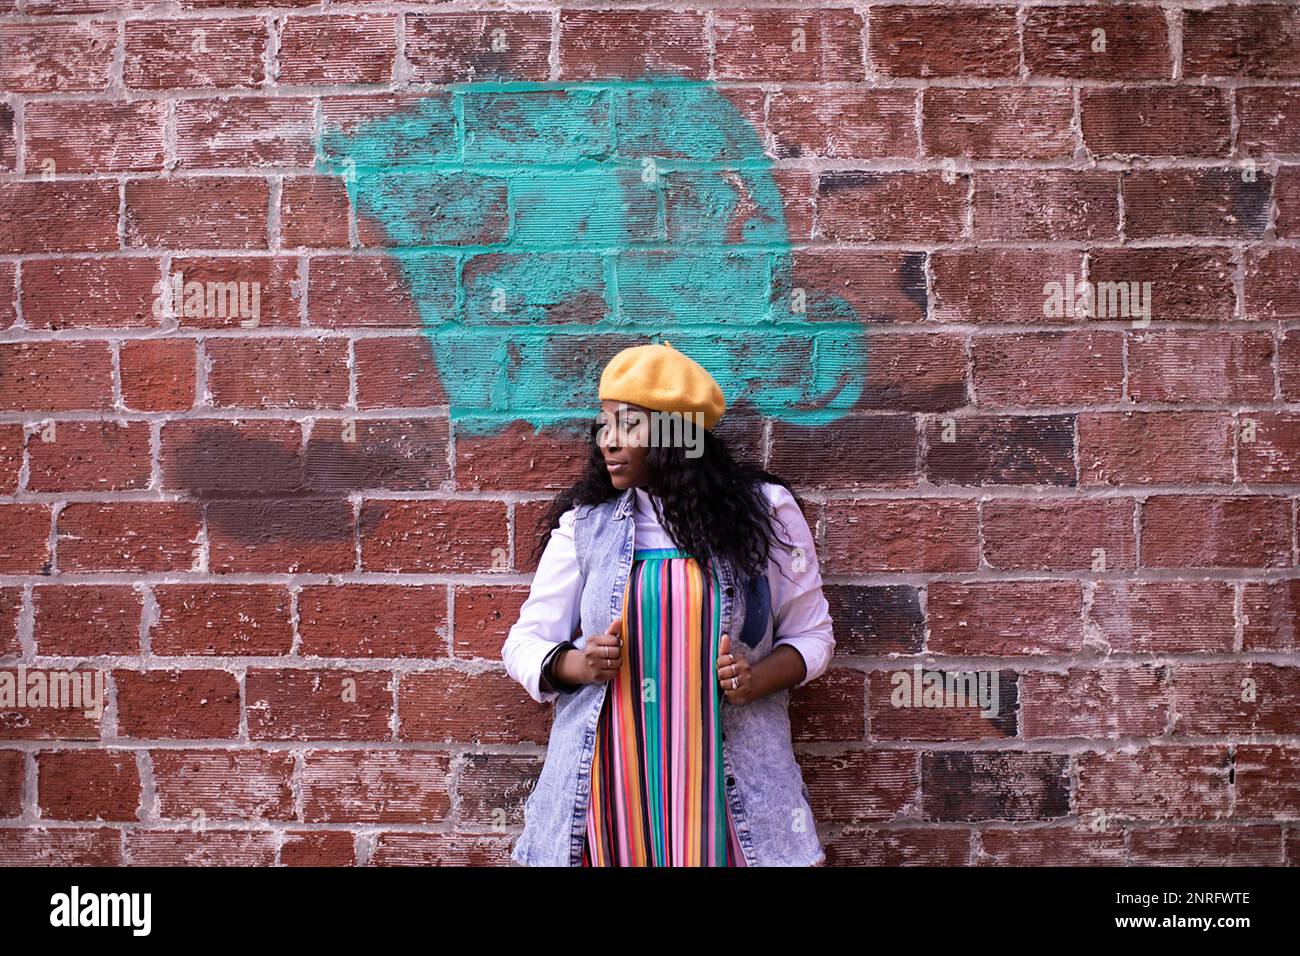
top-left (502, 340), bottom-right (835, 866)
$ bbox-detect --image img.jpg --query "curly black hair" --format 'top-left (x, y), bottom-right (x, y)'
top-left (527, 417), bottom-right (805, 593)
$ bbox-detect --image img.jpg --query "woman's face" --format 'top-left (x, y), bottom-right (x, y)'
top-left (596, 399), bottom-right (653, 490)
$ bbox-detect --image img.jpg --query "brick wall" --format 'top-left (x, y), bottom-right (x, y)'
top-left (1, 1), bottom-right (1297, 866)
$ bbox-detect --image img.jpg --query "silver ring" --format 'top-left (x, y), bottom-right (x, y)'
top-left (731, 676), bottom-right (738, 689)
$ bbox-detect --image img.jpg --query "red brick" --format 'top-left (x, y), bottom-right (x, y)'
top-left (369, 832), bottom-right (513, 866)
top-left (823, 498), bottom-right (979, 573)
top-left (1024, 4), bottom-right (1171, 79)
top-left (57, 503), bottom-right (202, 573)
top-left (405, 13), bottom-right (551, 83)
top-left (972, 332), bottom-right (1124, 407)
top-left (0, 342), bottom-right (114, 411)
top-left (24, 100), bottom-right (166, 172)
top-left (175, 98), bottom-right (314, 168)
top-left (821, 583), bottom-right (927, 653)
top-left (0, 182), bottom-right (119, 253)
top-left (164, 421), bottom-right (283, 496)
top-left (1023, 666), bottom-right (1170, 738)
top-left (280, 176), bottom-right (351, 249)
top-left (21, 258), bottom-right (161, 329)
top-left (977, 828), bottom-right (1126, 866)
top-left (151, 749), bottom-right (295, 821)
top-left (0, 262), bottom-right (15, 328)
top-left (1079, 411), bottom-right (1233, 485)
top-left (768, 89), bottom-right (916, 159)
top-left (151, 584), bottom-right (293, 656)
top-left (1088, 247), bottom-right (1236, 323)
top-left (1123, 168), bottom-right (1272, 239)
top-left (1243, 580), bottom-right (1300, 651)
top-left (455, 420), bottom-right (587, 492)
top-left (124, 18), bottom-right (267, 90)
top-left (1285, 330), bottom-right (1300, 400)
top-left (37, 750), bottom-right (139, 822)
top-left (0, 748), bottom-right (20, 816)
top-left (0, 588), bottom-right (16, 656)
top-left (973, 171), bottom-right (1120, 241)
top-left (0, 425), bottom-right (19, 495)
top-left (33, 585), bottom-right (142, 656)
top-left (1132, 826), bottom-right (1282, 865)
top-left (305, 417), bottom-right (449, 493)
top-left (207, 499), bottom-right (355, 574)
top-left (714, 9), bottom-right (863, 81)
top-left (307, 255), bottom-right (436, 328)
top-left (301, 750), bottom-right (451, 823)
top-left (0, 103), bottom-right (12, 172)
top-left (924, 88), bottom-right (1074, 160)
top-left (559, 10), bottom-right (708, 80)
top-left (1076, 746), bottom-right (1231, 820)
top-left (1141, 495), bottom-right (1291, 569)
top-left (1238, 87), bottom-right (1300, 155)
top-left (206, 337), bottom-right (349, 409)
top-left (1184, 5), bottom-right (1300, 79)
top-left (115, 669), bottom-right (241, 739)
top-left (1171, 663), bottom-right (1299, 734)
top-left (168, 256), bottom-right (300, 329)
top-left (281, 831), bottom-right (356, 867)
top-left (869, 5), bottom-right (1019, 78)
top-left (774, 250), bottom-right (928, 324)
top-left (818, 170), bottom-right (967, 242)
top-left (400, 670), bottom-right (550, 745)
top-left (925, 414), bottom-right (1075, 487)
top-left (0, 665), bottom-right (102, 739)
top-left (983, 498), bottom-right (1136, 571)
top-left (298, 585), bottom-right (448, 657)
top-left (452, 585), bottom-right (528, 659)
top-left (125, 178), bottom-right (269, 250)
top-left (1090, 581), bottom-right (1235, 653)
top-left (359, 500), bottom-right (506, 573)
top-left (0, 22), bottom-right (116, 92)
top-left (1127, 330), bottom-right (1274, 403)
top-left (126, 830), bottom-right (276, 865)
top-left (1268, 166), bottom-right (1298, 237)
top-left (120, 339), bottom-right (197, 412)
top-left (277, 15), bottom-right (396, 85)
top-left (827, 829), bottom-right (969, 866)
top-left (1081, 86), bottom-right (1231, 157)
top-left (928, 581), bottom-right (1084, 655)
top-left (932, 250), bottom-right (1084, 324)
top-left (0, 829), bottom-right (121, 865)
top-left (857, 334), bottom-right (967, 412)
top-left (0, 505), bottom-right (51, 573)
top-left (921, 751), bottom-right (1070, 821)
top-left (1245, 247), bottom-right (1300, 320)
top-left (1236, 746), bottom-right (1300, 817)
top-left (869, 668), bottom-right (1016, 741)
top-left (1240, 412), bottom-right (1300, 483)
top-left (771, 416), bottom-right (919, 489)
top-left (246, 668), bottom-right (393, 740)
top-left (27, 420), bottom-right (151, 493)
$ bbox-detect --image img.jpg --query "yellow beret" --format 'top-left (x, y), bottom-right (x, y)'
top-left (598, 340), bottom-right (726, 430)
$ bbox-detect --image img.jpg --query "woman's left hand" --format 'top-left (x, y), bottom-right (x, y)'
top-left (717, 634), bottom-right (757, 705)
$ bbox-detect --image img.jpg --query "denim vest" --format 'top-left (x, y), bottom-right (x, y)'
top-left (510, 485), bottom-right (826, 866)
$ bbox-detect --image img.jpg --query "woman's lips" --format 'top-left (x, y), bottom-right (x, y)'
top-left (606, 461), bottom-right (627, 473)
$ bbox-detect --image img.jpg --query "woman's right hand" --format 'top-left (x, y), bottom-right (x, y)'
top-left (559, 618), bottom-right (623, 685)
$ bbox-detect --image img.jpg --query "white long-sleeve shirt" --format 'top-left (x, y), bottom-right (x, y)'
top-left (501, 481), bottom-right (836, 705)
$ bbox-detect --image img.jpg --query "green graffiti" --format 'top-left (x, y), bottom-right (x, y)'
top-left (317, 77), bottom-right (869, 436)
